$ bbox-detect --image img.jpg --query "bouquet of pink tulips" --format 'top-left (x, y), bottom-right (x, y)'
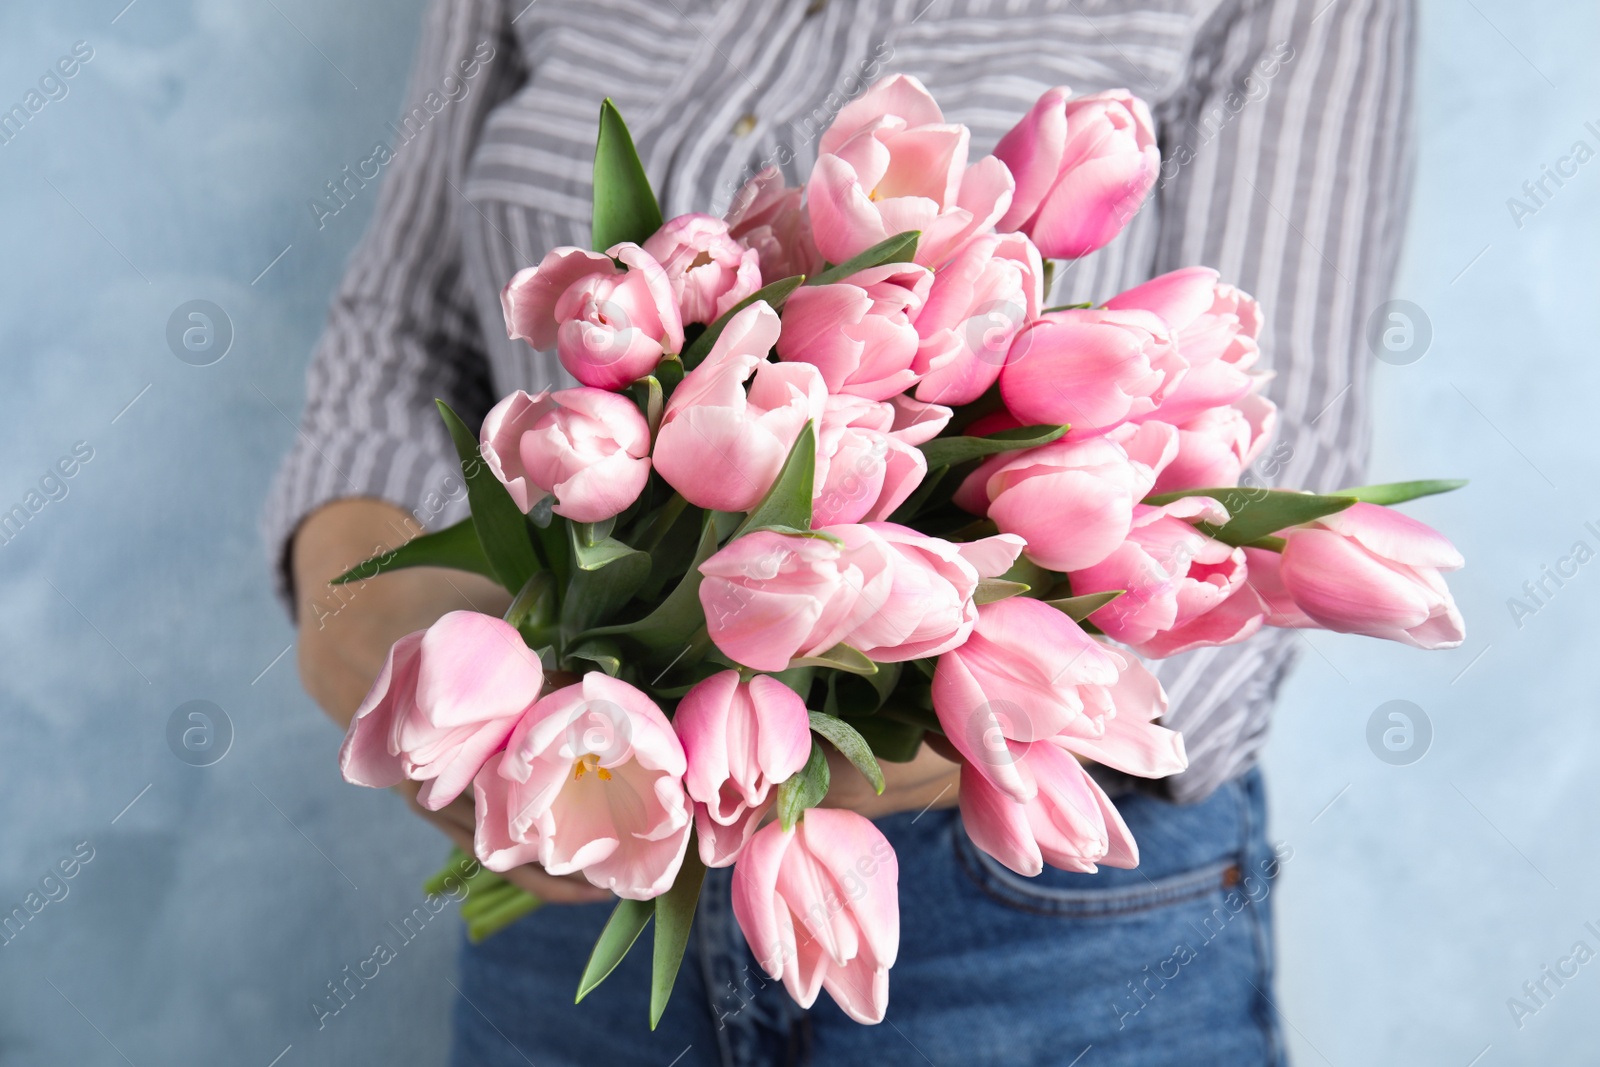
top-left (334, 75), bottom-right (1466, 1027)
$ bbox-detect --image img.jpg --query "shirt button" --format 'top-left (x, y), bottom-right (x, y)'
top-left (732, 112), bottom-right (758, 137)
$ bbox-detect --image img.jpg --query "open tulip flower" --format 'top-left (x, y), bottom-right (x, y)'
top-left (334, 76), bottom-right (1467, 1029)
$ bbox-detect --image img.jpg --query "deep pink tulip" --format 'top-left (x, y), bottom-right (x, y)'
top-left (698, 526), bottom-right (896, 672)
top-left (473, 673), bottom-right (690, 900)
top-left (479, 387), bottom-right (651, 521)
top-left (1070, 497), bottom-right (1265, 656)
top-left (340, 611), bottom-right (542, 811)
top-left (653, 302), bottom-right (827, 512)
top-left (673, 671), bottom-right (814, 868)
top-left (955, 422), bottom-right (1176, 572)
top-left (807, 74), bottom-right (1014, 268)
top-left (912, 232), bottom-right (1044, 405)
top-left (1105, 267), bottom-right (1263, 425)
top-left (724, 166), bottom-right (824, 282)
top-left (501, 243), bottom-right (684, 390)
top-left (813, 394), bottom-right (950, 526)
top-left (732, 809), bottom-right (900, 1024)
top-left (1000, 307), bottom-right (1187, 436)
top-left (958, 655), bottom-right (1186, 875)
top-left (837, 523), bottom-right (1025, 662)
top-left (643, 212), bottom-right (763, 325)
top-left (1277, 503), bottom-right (1466, 649)
top-left (992, 87), bottom-right (1158, 260)
top-left (776, 262), bottom-right (932, 401)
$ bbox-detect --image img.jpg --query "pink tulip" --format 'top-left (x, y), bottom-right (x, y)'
top-left (912, 232), bottom-right (1044, 405)
top-left (653, 302), bottom-right (827, 512)
top-left (808, 74), bottom-right (1014, 268)
top-left (1239, 546), bottom-right (1318, 629)
top-left (1277, 503), bottom-right (1466, 649)
top-left (958, 655), bottom-right (1186, 875)
top-left (999, 307), bottom-right (1187, 436)
top-left (775, 262), bottom-right (932, 401)
top-left (698, 526), bottom-right (896, 672)
top-left (473, 673), bottom-right (691, 900)
top-left (992, 87), bottom-right (1158, 259)
top-left (955, 422), bottom-right (1176, 572)
top-left (479, 388), bottom-right (651, 522)
top-left (501, 244), bottom-right (684, 390)
top-left (724, 166), bottom-right (824, 282)
top-left (340, 611), bottom-right (543, 811)
top-left (838, 523), bottom-right (1025, 662)
top-left (643, 213), bottom-right (763, 325)
top-left (732, 809), bottom-right (899, 1024)
top-left (1105, 267), bottom-right (1262, 425)
top-left (673, 671), bottom-right (814, 868)
top-left (933, 596), bottom-right (1125, 801)
top-left (1149, 393), bottom-right (1277, 495)
top-left (1069, 497), bottom-right (1266, 656)
top-left (813, 394), bottom-right (949, 526)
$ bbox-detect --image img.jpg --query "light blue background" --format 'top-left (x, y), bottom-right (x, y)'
top-left (0, 1), bottom-right (1592, 1064)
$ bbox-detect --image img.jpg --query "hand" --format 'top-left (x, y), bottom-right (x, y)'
top-left (293, 499), bottom-right (607, 903)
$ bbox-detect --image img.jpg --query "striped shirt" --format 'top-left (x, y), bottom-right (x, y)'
top-left (264, 0), bottom-right (1415, 802)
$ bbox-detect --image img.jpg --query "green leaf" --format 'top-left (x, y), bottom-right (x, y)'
top-left (679, 275), bottom-right (805, 370)
top-left (787, 643), bottom-right (877, 676)
top-left (591, 99), bottom-right (662, 251)
top-left (808, 231), bottom-right (920, 286)
top-left (437, 400), bottom-right (541, 593)
top-left (565, 637), bottom-right (625, 677)
top-left (630, 373), bottom-right (667, 434)
top-left (887, 463), bottom-right (949, 524)
top-left (1043, 590), bottom-right (1124, 621)
top-left (776, 739), bottom-right (831, 830)
top-left (331, 517), bottom-right (496, 585)
top-left (823, 661), bottom-right (901, 717)
top-left (807, 712), bottom-right (885, 795)
top-left (561, 526), bottom-right (652, 642)
top-left (504, 570), bottom-right (560, 648)
top-left (735, 422), bottom-right (816, 537)
top-left (578, 511), bottom-right (722, 651)
top-left (847, 715), bottom-right (926, 763)
top-left (918, 423), bottom-right (1070, 469)
top-left (649, 836), bottom-right (707, 1029)
top-left (1041, 301), bottom-right (1094, 313)
top-left (1144, 486), bottom-right (1358, 547)
top-left (576, 898), bottom-right (654, 1003)
top-left (1337, 479), bottom-right (1468, 506)
top-left (1001, 554), bottom-right (1062, 599)
top-left (974, 578), bottom-right (1030, 605)
top-left (465, 886), bottom-right (543, 943)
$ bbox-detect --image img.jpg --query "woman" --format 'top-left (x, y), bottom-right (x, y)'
top-left (268, 0), bottom-right (1414, 1062)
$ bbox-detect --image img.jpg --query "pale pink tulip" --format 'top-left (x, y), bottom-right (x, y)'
top-left (732, 809), bottom-right (899, 1024)
top-left (1105, 267), bottom-right (1262, 425)
top-left (955, 422), bottom-right (1176, 572)
top-left (1000, 307), bottom-right (1186, 436)
top-left (1149, 392), bottom-right (1278, 495)
top-left (933, 596), bottom-right (1126, 801)
top-left (479, 388), bottom-right (651, 521)
top-left (992, 87), bottom-right (1158, 259)
top-left (776, 263), bottom-right (932, 401)
top-left (912, 232), bottom-right (1044, 405)
top-left (837, 523), bottom-right (1025, 662)
top-left (643, 213), bottom-right (763, 325)
top-left (474, 673), bottom-right (690, 900)
top-left (698, 526), bottom-right (895, 672)
top-left (1277, 503), bottom-right (1466, 649)
top-left (1069, 497), bottom-right (1266, 655)
top-left (501, 244), bottom-right (684, 390)
top-left (807, 74), bottom-right (1014, 268)
top-left (959, 656), bottom-right (1186, 875)
top-left (724, 166), bottom-right (824, 281)
top-left (653, 302), bottom-right (827, 512)
top-left (340, 611), bottom-right (542, 810)
top-left (673, 671), bottom-right (814, 868)
top-left (812, 394), bottom-right (947, 526)
top-left (1240, 546), bottom-right (1317, 629)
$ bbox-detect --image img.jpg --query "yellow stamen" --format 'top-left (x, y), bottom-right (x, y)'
top-left (573, 753), bottom-right (610, 782)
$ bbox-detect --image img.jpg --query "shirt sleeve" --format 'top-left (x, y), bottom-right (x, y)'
top-left (1145, 0), bottom-right (1418, 801)
top-left (261, 0), bottom-right (524, 614)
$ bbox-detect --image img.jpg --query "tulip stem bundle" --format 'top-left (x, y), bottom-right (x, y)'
top-left (333, 80), bottom-right (1467, 1028)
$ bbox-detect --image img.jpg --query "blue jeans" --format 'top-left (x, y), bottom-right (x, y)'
top-left (450, 769), bottom-right (1286, 1066)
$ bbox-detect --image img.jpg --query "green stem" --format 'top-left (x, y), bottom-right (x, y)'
top-left (467, 888), bottom-right (544, 942)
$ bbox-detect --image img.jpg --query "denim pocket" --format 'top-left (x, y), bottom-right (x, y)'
top-left (951, 823), bottom-right (1247, 918)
